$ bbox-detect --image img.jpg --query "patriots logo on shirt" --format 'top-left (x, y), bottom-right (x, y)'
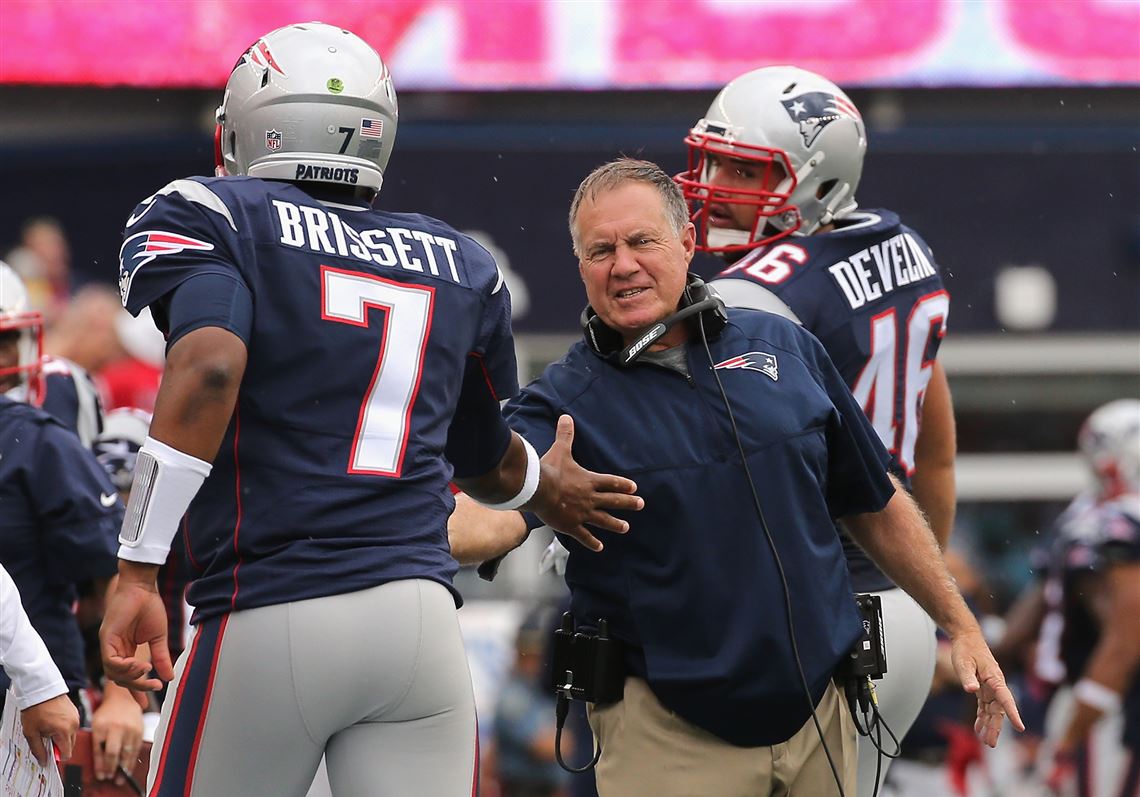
top-left (714, 351), bottom-right (779, 381)
top-left (781, 92), bottom-right (862, 147)
top-left (118, 231), bottom-right (214, 306)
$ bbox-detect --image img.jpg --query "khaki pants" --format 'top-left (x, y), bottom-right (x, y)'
top-left (588, 677), bottom-right (856, 797)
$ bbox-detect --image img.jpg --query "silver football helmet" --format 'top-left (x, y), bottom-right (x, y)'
top-left (215, 21), bottom-right (398, 196)
top-left (677, 66), bottom-right (867, 253)
top-left (1079, 399), bottom-right (1140, 497)
top-left (0, 261), bottom-right (44, 405)
top-left (94, 407), bottom-right (153, 492)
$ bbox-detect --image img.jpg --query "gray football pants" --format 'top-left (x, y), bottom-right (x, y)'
top-left (147, 579), bottom-right (478, 797)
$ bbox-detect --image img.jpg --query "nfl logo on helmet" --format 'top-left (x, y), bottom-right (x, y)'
top-left (266, 130), bottom-right (283, 151)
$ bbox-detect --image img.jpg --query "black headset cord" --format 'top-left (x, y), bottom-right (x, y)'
top-left (697, 316), bottom-right (847, 797)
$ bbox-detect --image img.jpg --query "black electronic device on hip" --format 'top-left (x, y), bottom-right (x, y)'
top-left (550, 613), bottom-right (626, 705)
top-left (849, 592), bottom-right (888, 681)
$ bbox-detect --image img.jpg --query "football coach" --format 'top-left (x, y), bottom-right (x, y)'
top-left (483, 158), bottom-right (1022, 797)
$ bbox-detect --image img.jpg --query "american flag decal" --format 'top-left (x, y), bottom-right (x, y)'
top-left (360, 118), bottom-right (384, 139)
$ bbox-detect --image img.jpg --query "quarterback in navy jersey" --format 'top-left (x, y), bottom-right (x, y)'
top-left (98, 23), bottom-right (638, 797)
top-left (677, 66), bottom-right (955, 797)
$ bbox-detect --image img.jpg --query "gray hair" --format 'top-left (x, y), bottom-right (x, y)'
top-left (568, 158), bottom-right (689, 253)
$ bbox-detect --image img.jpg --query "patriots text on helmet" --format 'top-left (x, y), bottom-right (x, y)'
top-left (826, 232), bottom-right (937, 310)
top-left (272, 200), bottom-right (462, 283)
top-left (293, 164), bottom-right (360, 184)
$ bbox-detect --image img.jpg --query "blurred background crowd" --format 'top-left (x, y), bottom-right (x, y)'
top-left (1, 2), bottom-right (1137, 795)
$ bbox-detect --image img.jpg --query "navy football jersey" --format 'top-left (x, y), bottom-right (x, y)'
top-left (0, 396), bottom-right (122, 693)
top-left (711, 209), bottom-right (948, 591)
top-left (1054, 493), bottom-right (1140, 748)
top-left (5, 356), bottom-right (104, 448)
top-left (118, 176), bottom-right (519, 622)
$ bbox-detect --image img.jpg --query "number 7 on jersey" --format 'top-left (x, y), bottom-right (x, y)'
top-left (320, 265), bottom-right (435, 476)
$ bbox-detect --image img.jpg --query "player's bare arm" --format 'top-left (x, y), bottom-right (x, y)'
top-left (1058, 561), bottom-right (1140, 752)
top-left (991, 580), bottom-right (1047, 668)
top-left (454, 415), bottom-right (643, 553)
top-left (448, 492), bottom-right (529, 566)
top-left (910, 359), bottom-right (957, 550)
top-left (842, 476), bottom-right (1024, 746)
top-left (102, 326), bottom-right (247, 690)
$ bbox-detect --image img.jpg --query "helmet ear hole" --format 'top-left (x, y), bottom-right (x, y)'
top-left (817, 179), bottom-right (838, 200)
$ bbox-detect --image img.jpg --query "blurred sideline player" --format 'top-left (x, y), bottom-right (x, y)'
top-left (0, 377), bottom-right (144, 784)
top-left (1002, 400), bottom-right (1140, 796)
top-left (98, 22), bottom-right (639, 797)
top-left (1, 261), bottom-right (105, 447)
top-left (676, 66), bottom-right (954, 796)
top-left (0, 560), bottom-right (81, 765)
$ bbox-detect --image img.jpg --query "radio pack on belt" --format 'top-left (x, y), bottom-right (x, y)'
top-left (848, 592), bottom-right (888, 681)
top-left (550, 613), bottom-right (626, 705)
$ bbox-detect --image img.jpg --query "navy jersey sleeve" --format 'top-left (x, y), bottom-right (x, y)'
top-left (466, 242), bottom-right (519, 400)
top-left (1098, 500), bottom-right (1140, 565)
top-left (805, 335), bottom-right (895, 518)
top-left (118, 178), bottom-right (251, 344)
top-left (445, 241), bottom-right (520, 477)
top-left (27, 421), bottom-right (121, 585)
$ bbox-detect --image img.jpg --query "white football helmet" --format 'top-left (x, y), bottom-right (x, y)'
top-left (93, 407), bottom-right (153, 492)
top-left (677, 66), bottom-right (867, 253)
top-left (1079, 399), bottom-right (1140, 498)
top-left (0, 261), bottom-right (44, 405)
top-left (215, 21), bottom-right (398, 196)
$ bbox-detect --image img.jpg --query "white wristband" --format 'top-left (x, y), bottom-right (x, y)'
top-left (1073, 678), bottom-right (1123, 714)
top-left (478, 436), bottom-right (541, 511)
top-left (118, 436), bottom-right (212, 565)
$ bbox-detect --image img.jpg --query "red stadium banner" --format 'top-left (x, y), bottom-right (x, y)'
top-left (0, 0), bottom-right (1136, 88)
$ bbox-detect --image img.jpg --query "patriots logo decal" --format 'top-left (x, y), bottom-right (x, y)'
top-left (118, 231), bottom-right (214, 306)
top-left (714, 351), bottom-right (779, 381)
top-left (781, 91), bottom-right (862, 147)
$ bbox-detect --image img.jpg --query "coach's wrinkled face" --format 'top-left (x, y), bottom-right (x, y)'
top-left (574, 181), bottom-right (695, 347)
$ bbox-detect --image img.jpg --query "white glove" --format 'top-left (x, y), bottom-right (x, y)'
top-left (538, 534), bottom-right (571, 575)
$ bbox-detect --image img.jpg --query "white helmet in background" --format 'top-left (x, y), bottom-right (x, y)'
top-left (215, 21), bottom-right (398, 197)
top-left (677, 66), bottom-right (867, 253)
top-left (0, 261), bottom-right (44, 405)
top-left (1079, 399), bottom-right (1140, 498)
top-left (93, 407), bottom-right (153, 492)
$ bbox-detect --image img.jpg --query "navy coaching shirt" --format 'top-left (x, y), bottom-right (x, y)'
top-left (505, 308), bottom-right (894, 747)
top-left (711, 210), bottom-right (948, 592)
top-left (0, 396), bottom-right (122, 692)
top-left (117, 176), bottom-right (518, 623)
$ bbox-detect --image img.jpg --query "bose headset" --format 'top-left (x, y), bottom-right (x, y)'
top-left (579, 273), bottom-right (728, 367)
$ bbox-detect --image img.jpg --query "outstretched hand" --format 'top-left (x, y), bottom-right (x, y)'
top-left (526, 415), bottom-right (642, 552)
top-left (951, 631), bottom-right (1025, 747)
top-left (99, 575), bottom-right (175, 693)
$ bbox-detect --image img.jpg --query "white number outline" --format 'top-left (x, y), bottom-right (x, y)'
top-left (721, 242), bottom-right (809, 285)
top-left (320, 265), bottom-right (435, 477)
top-left (850, 290), bottom-right (949, 474)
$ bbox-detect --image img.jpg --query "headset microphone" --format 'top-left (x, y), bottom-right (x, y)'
top-left (617, 296), bottom-right (721, 366)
